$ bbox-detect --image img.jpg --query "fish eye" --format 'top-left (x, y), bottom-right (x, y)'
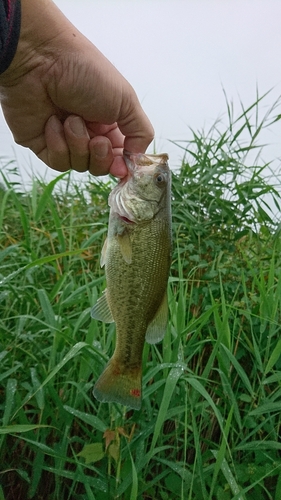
top-left (154, 173), bottom-right (166, 186)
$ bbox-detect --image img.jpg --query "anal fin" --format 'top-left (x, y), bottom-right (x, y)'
top-left (91, 289), bottom-right (114, 323)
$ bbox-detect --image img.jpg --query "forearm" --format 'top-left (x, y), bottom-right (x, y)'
top-left (0, 0), bottom-right (79, 85)
top-left (0, 0), bottom-right (21, 74)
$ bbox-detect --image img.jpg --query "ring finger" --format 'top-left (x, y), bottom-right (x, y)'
top-left (64, 115), bottom-right (90, 172)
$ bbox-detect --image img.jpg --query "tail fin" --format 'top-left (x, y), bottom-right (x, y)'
top-left (93, 358), bottom-right (142, 410)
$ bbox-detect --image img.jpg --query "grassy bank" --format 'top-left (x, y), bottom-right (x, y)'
top-left (1, 93), bottom-right (281, 499)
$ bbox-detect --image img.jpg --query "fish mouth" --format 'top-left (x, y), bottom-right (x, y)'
top-left (123, 150), bottom-right (169, 172)
top-left (109, 150), bottom-right (169, 222)
top-left (119, 215), bottom-right (135, 224)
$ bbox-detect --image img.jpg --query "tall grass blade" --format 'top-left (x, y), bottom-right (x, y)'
top-left (212, 450), bottom-right (245, 500)
top-left (34, 172), bottom-right (67, 222)
top-left (149, 363), bottom-right (184, 453)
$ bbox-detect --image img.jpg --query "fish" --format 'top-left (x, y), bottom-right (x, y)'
top-left (91, 150), bottom-right (172, 410)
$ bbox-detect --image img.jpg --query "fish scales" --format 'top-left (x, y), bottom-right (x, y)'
top-left (91, 151), bottom-right (172, 410)
top-left (107, 220), bottom-right (169, 362)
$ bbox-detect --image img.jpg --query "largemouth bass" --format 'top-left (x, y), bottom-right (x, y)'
top-left (91, 151), bottom-right (172, 410)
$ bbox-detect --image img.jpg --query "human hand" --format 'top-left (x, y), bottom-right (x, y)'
top-left (0, 0), bottom-right (154, 178)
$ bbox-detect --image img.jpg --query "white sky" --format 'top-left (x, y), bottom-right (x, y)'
top-left (0, 0), bottom-right (281, 182)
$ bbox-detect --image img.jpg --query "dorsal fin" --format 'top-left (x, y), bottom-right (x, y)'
top-left (145, 291), bottom-right (169, 344)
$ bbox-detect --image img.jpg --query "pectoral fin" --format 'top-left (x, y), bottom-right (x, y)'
top-left (91, 289), bottom-right (114, 323)
top-left (100, 238), bottom-right (108, 268)
top-left (117, 231), bottom-right (132, 264)
top-left (145, 291), bottom-right (169, 344)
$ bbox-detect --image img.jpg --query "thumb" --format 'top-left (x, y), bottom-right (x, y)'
top-left (118, 95), bottom-right (154, 154)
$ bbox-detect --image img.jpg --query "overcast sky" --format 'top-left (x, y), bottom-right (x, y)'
top-left (0, 0), bottom-right (281, 182)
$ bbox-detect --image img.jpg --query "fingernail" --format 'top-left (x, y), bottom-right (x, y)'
top-left (94, 142), bottom-right (110, 159)
top-left (69, 116), bottom-right (87, 137)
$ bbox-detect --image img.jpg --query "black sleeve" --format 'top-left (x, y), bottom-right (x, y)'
top-left (0, 0), bottom-right (21, 75)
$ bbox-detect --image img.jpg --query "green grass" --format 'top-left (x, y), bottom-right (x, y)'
top-left (1, 91), bottom-right (281, 499)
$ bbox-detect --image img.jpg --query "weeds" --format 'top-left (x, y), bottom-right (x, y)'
top-left (1, 92), bottom-right (281, 499)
